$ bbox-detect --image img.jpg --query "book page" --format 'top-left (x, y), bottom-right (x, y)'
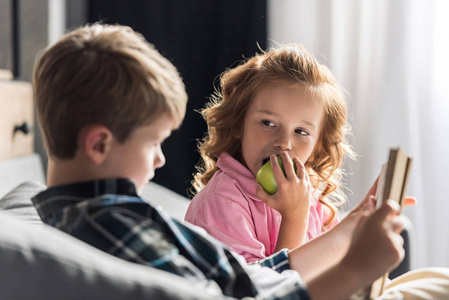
top-left (376, 163), bottom-right (388, 209)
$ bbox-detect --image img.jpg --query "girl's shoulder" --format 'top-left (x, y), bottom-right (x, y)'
top-left (192, 168), bottom-right (258, 215)
top-left (194, 169), bottom-right (243, 201)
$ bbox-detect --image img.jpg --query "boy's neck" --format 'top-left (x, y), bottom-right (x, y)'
top-left (47, 156), bottom-right (103, 188)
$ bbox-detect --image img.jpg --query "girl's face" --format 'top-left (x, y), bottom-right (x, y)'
top-left (238, 83), bottom-right (324, 177)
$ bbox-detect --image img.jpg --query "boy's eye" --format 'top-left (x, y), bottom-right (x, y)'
top-left (295, 129), bottom-right (309, 136)
top-left (261, 120), bottom-right (275, 127)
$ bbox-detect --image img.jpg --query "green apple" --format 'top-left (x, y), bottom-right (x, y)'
top-left (256, 156), bottom-right (297, 195)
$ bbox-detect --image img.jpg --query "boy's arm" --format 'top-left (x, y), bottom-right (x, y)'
top-left (290, 201), bottom-right (405, 300)
top-left (285, 180), bottom-right (379, 282)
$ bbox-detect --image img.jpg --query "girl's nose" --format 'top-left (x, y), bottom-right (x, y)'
top-left (273, 133), bottom-right (292, 151)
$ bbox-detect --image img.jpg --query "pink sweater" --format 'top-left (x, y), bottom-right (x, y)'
top-left (185, 153), bottom-right (338, 263)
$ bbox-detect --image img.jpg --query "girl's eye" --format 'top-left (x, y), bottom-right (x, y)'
top-left (261, 120), bottom-right (275, 127)
top-left (295, 129), bottom-right (309, 136)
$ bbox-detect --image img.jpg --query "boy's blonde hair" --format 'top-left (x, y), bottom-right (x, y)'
top-left (194, 44), bottom-right (355, 226)
top-left (33, 24), bottom-right (187, 159)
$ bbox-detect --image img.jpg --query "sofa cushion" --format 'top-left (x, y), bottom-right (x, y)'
top-left (141, 181), bottom-right (190, 220)
top-left (0, 153), bottom-right (46, 198)
top-left (0, 212), bottom-right (225, 300)
top-left (0, 180), bottom-right (45, 224)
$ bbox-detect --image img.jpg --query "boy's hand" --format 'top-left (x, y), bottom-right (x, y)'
top-left (304, 200), bottom-right (405, 300)
top-left (256, 151), bottom-right (311, 251)
top-left (364, 172), bottom-right (417, 208)
top-left (329, 175), bottom-right (381, 249)
top-left (341, 200), bottom-right (405, 287)
top-left (339, 176), bottom-right (417, 239)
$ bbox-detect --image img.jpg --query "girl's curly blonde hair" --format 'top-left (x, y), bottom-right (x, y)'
top-left (193, 44), bottom-right (356, 228)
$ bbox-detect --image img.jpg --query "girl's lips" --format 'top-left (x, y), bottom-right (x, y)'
top-left (262, 157), bottom-right (270, 165)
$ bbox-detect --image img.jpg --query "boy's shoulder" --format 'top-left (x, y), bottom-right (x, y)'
top-left (32, 178), bottom-right (153, 220)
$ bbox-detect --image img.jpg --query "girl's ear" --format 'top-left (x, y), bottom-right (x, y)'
top-left (80, 125), bottom-right (113, 165)
top-left (233, 124), bottom-right (242, 139)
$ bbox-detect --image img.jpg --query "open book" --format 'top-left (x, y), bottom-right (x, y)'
top-left (349, 147), bottom-right (413, 300)
top-left (369, 147), bottom-right (413, 298)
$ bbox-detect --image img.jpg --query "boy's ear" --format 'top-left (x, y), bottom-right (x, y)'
top-left (80, 125), bottom-right (114, 165)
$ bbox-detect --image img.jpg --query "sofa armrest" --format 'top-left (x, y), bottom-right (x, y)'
top-left (0, 212), bottom-right (227, 300)
top-left (141, 181), bottom-right (190, 220)
top-left (0, 153), bottom-right (45, 198)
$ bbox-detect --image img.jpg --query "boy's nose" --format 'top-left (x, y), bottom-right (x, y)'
top-left (155, 146), bottom-right (166, 169)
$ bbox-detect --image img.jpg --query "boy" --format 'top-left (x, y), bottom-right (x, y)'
top-left (31, 24), bottom-right (448, 299)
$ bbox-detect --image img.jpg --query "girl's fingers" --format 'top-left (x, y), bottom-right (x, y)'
top-left (270, 154), bottom-right (284, 181)
top-left (280, 152), bottom-right (296, 179)
top-left (293, 156), bottom-right (306, 180)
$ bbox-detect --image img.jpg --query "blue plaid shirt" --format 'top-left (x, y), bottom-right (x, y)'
top-left (32, 178), bottom-right (309, 299)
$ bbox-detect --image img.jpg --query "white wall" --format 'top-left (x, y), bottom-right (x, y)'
top-left (48, 0), bottom-right (66, 45)
top-left (267, 0), bottom-right (449, 269)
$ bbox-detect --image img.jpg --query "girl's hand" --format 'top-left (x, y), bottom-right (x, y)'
top-left (256, 151), bottom-right (311, 219)
top-left (256, 151), bottom-right (311, 251)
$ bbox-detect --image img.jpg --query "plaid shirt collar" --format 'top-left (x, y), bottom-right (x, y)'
top-left (32, 178), bottom-right (140, 220)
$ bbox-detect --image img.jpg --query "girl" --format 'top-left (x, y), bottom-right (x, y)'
top-left (185, 44), bottom-right (356, 262)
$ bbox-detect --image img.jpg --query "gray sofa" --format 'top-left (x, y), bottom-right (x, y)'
top-left (0, 154), bottom-right (228, 300)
